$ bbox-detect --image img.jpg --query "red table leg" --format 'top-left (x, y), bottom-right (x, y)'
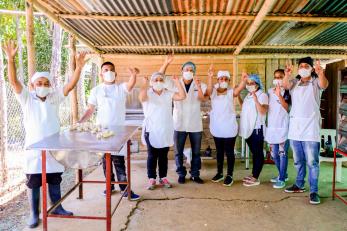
top-left (77, 169), bottom-right (83, 199)
top-left (105, 153), bottom-right (111, 231)
top-left (127, 140), bottom-right (131, 200)
top-left (42, 150), bottom-right (48, 231)
top-left (333, 149), bottom-right (337, 199)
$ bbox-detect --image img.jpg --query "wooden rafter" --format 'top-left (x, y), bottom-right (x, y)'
top-left (95, 44), bottom-right (347, 50)
top-left (57, 14), bottom-right (347, 23)
top-left (234, 0), bottom-right (277, 55)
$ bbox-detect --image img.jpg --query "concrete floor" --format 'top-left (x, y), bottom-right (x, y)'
top-left (24, 159), bottom-right (347, 231)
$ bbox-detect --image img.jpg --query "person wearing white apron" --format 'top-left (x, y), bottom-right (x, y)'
top-left (2, 41), bottom-right (87, 228)
top-left (159, 56), bottom-right (207, 184)
top-left (139, 72), bottom-right (186, 190)
top-left (206, 69), bottom-right (246, 186)
top-left (239, 73), bottom-right (269, 187)
top-left (265, 69), bottom-right (291, 189)
top-left (79, 62), bottom-right (140, 201)
top-left (282, 57), bottom-right (329, 205)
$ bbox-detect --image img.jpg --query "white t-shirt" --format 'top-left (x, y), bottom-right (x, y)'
top-left (88, 83), bottom-right (129, 127)
top-left (15, 86), bottom-right (65, 174)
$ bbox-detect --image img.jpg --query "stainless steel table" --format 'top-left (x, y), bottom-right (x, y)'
top-left (28, 125), bottom-right (139, 231)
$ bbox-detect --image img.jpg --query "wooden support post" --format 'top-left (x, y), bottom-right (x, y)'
top-left (233, 56), bottom-right (238, 87)
top-left (25, 0), bottom-right (36, 84)
top-left (0, 37), bottom-right (8, 186)
top-left (68, 35), bottom-right (78, 124)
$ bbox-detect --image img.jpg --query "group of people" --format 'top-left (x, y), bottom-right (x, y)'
top-left (141, 54), bottom-right (328, 207)
top-left (2, 40), bottom-right (328, 229)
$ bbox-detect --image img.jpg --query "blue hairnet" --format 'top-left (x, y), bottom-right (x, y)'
top-left (248, 74), bottom-right (263, 90)
top-left (181, 61), bottom-right (196, 74)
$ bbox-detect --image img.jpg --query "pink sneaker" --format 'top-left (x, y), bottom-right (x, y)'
top-left (159, 178), bottom-right (172, 188)
top-left (147, 178), bottom-right (156, 190)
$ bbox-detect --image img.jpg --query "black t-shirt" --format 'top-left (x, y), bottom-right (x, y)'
top-left (185, 81), bottom-right (192, 92)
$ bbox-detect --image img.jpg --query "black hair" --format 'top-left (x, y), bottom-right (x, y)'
top-left (274, 69), bottom-right (285, 76)
top-left (101, 61), bottom-right (115, 71)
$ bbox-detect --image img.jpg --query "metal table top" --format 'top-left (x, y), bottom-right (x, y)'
top-left (27, 125), bottom-right (139, 153)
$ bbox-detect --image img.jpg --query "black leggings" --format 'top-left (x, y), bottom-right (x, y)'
top-left (246, 127), bottom-right (265, 179)
top-left (145, 132), bottom-right (169, 179)
top-left (213, 136), bottom-right (236, 176)
top-left (26, 173), bottom-right (62, 189)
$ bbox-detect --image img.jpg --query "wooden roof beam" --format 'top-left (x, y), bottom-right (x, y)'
top-left (95, 45), bottom-right (347, 50)
top-left (31, 0), bottom-right (101, 54)
top-left (234, 0), bottom-right (277, 55)
top-left (57, 14), bottom-right (347, 23)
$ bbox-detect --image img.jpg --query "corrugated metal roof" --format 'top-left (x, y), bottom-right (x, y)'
top-left (36, 0), bottom-right (347, 55)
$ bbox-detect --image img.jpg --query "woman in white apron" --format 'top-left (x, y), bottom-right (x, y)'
top-left (239, 73), bottom-right (269, 187)
top-left (282, 57), bottom-right (329, 205)
top-left (139, 72), bottom-right (186, 190)
top-left (265, 69), bottom-right (291, 189)
top-left (2, 41), bottom-right (86, 228)
top-left (206, 69), bottom-right (246, 186)
top-left (79, 62), bottom-right (141, 201)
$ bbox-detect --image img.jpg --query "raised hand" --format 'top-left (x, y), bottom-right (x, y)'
top-left (142, 76), bottom-right (149, 87)
top-left (285, 60), bottom-right (293, 77)
top-left (165, 52), bottom-right (174, 64)
top-left (274, 83), bottom-right (281, 97)
top-left (314, 60), bottom-right (324, 76)
top-left (241, 70), bottom-right (248, 82)
top-left (208, 64), bottom-right (214, 78)
top-left (128, 67), bottom-right (140, 76)
top-left (75, 52), bottom-right (88, 68)
top-left (2, 40), bottom-right (18, 59)
top-left (194, 76), bottom-right (202, 88)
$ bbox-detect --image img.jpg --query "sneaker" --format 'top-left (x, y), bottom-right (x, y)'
top-left (284, 184), bottom-right (305, 193)
top-left (270, 176), bottom-right (289, 183)
top-left (309, 193), bottom-right (321, 205)
top-left (223, 175), bottom-right (234, 187)
top-left (190, 176), bottom-right (204, 184)
top-left (178, 176), bottom-right (186, 184)
top-left (243, 178), bottom-right (260, 187)
top-left (103, 185), bottom-right (117, 196)
top-left (147, 178), bottom-right (156, 190)
top-left (122, 191), bottom-right (141, 201)
top-left (211, 173), bottom-right (224, 183)
top-left (273, 180), bottom-right (285, 189)
top-left (159, 178), bottom-right (172, 188)
top-left (242, 175), bottom-right (253, 182)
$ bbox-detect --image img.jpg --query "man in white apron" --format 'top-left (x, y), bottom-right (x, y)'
top-left (139, 72), bottom-right (186, 190)
top-left (159, 56), bottom-right (207, 184)
top-left (265, 69), bottom-right (290, 189)
top-left (282, 57), bottom-right (329, 205)
top-left (2, 41), bottom-right (87, 228)
top-left (79, 61), bottom-right (140, 201)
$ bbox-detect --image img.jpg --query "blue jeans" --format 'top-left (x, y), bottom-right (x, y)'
top-left (174, 131), bottom-right (202, 177)
top-left (290, 140), bottom-right (320, 193)
top-left (270, 141), bottom-right (289, 182)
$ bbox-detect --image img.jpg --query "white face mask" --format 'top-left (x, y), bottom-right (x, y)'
top-left (246, 85), bottom-right (257, 93)
top-left (35, 87), bottom-right (51, 98)
top-left (215, 82), bottom-right (228, 89)
top-left (273, 79), bottom-right (283, 86)
top-left (182, 71), bottom-right (193, 81)
top-left (298, 67), bottom-right (312, 78)
top-left (152, 82), bottom-right (164, 91)
top-left (103, 71), bottom-right (116, 82)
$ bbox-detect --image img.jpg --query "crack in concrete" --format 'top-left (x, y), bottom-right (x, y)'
top-left (120, 195), bottom-right (304, 231)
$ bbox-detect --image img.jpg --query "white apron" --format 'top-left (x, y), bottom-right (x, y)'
top-left (209, 89), bottom-right (238, 138)
top-left (141, 89), bottom-right (174, 148)
top-left (173, 79), bottom-right (206, 132)
top-left (239, 93), bottom-right (258, 139)
top-left (265, 88), bottom-right (289, 144)
top-left (96, 84), bottom-right (127, 155)
top-left (21, 91), bottom-right (65, 174)
top-left (288, 80), bottom-right (321, 142)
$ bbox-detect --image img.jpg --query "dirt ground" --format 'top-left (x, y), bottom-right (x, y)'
top-left (2, 158), bottom-right (344, 231)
